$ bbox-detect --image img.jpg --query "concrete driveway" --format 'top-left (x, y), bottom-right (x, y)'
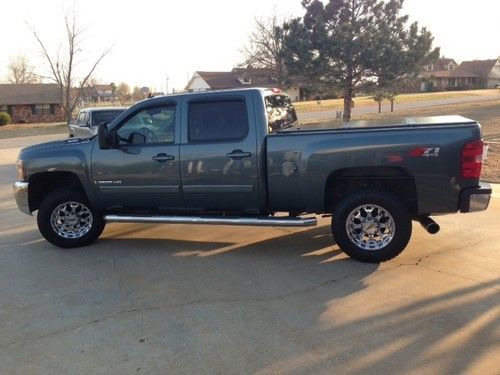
top-left (0, 135), bottom-right (499, 375)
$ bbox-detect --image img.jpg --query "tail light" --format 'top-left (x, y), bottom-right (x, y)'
top-left (461, 140), bottom-right (483, 179)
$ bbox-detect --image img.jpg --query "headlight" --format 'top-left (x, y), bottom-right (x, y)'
top-left (16, 158), bottom-right (26, 180)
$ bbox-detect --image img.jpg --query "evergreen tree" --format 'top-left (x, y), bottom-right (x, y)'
top-left (282, 0), bottom-right (439, 120)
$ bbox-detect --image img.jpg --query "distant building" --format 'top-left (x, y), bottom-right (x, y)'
top-left (185, 67), bottom-right (302, 100)
top-left (0, 84), bottom-right (64, 123)
top-left (420, 58), bottom-right (500, 91)
top-left (78, 84), bottom-right (115, 103)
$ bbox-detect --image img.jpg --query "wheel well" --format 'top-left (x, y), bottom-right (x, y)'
top-left (28, 172), bottom-right (84, 212)
top-left (324, 167), bottom-right (418, 215)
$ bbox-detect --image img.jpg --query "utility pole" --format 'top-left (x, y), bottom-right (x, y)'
top-left (165, 74), bottom-right (169, 94)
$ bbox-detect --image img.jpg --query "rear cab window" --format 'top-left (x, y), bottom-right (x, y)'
top-left (265, 94), bottom-right (298, 132)
top-left (188, 99), bottom-right (249, 143)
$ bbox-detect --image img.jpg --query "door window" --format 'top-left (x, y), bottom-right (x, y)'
top-left (77, 112), bottom-right (86, 126)
top-left (188, 100), bottom-right (248, 143)
top-left (116, 106), bottom-right (175, 145)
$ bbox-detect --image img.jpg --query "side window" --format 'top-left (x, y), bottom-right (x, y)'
top-left (188, 99), bottom-right (249, 143)
top-left (77, 112), bottom-right (86, 125)
top-left (84, 112), bottom-right (91, 126)
top-left (116, 106), bottom-right (175, 145)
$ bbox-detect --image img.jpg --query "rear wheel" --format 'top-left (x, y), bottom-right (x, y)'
top-left (332, 190), bottom-right (412, 263)
top-left (37, 188), bottom-right (105, 248)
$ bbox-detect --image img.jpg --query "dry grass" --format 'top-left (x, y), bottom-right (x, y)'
top-left (294, 89), bottom-right (500, 113)
top-left (0, 122), bottom-right (67, 139)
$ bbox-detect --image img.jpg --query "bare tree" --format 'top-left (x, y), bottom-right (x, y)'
top-left (32, 11), bottom-right (111, 122)
top-left (241, 14), bottom-right (290, 85)
top-left (5, 54), bottom-right (39, 84)
top-left (131, 86), bottom-right (144, 102)
top-left (115, 82), bottom-right (131, 104)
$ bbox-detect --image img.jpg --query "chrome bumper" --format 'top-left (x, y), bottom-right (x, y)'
top-left (13, 181), bottom-right (31, 215)
top-left (459, 183), bottom-right (492, 213)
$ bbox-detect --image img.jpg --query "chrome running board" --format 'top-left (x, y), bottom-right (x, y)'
top-left (104, 214), bottom-right (317, 227)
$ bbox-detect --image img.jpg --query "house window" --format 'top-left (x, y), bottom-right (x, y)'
top-left (31, 104), bottom-right (52, 115)
top-left (0, 105), bottom-right (12, 115)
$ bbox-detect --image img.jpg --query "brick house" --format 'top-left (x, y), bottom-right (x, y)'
top-left (0, 84), bottom-right (64, 123)
top-left (419, 58), bottom-right (500, 91)
top-left (185, 67), bottom-right (302, 100)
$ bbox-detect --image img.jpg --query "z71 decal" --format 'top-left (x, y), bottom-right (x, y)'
top-left (409, 147), bottom-right (441, 158)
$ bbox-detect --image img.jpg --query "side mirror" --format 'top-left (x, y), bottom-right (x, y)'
top-left (97, 123), bottom-right (112, 149)
top-left (128, 132), bottom-right (146, 145)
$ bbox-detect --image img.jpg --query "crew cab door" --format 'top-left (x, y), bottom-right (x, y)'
top-left (179, 93), bottom-right (260, 214)
top-left (91, 101), bottom-right (183, 212)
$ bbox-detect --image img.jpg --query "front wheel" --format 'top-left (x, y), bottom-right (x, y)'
top-left (37, 188), bottom-right (105, 248)
top-left (332, 190), bottom-right (412, 263)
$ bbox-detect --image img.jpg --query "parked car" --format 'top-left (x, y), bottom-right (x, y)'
top-left (68, 107), bottom-right (126, 138)
top-left (14, 88), bottom-right (491, 262)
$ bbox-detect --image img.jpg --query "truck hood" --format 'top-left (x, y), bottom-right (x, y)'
top-left (20, 137), bottom-right (92, 154)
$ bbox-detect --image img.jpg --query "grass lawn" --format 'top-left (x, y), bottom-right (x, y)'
top-left (294, 89), bottom-right (500, 113)
top-left (0, 122), bottom-right (67, 139)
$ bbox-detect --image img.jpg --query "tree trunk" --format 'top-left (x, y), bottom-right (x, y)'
top-left (64, 85), bottom-right (72, 124)
top-left (391, 99), bottom-right (394, 112)
top-left (342, 86), bottom-right (353, 122)
top-left (378, 101), bottom-right (381, 113)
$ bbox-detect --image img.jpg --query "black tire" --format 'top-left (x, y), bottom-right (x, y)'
top-left (332, 190), bottom-right (412, 263)
top-left (37, 188), bottom-right (105, 248)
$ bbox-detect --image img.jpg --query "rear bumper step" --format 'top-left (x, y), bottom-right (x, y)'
top-left (104, 214), bottom-right (318, 227)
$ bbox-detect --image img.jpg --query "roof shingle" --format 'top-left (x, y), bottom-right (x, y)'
top-left (0, 84), bottom-right (62, 105)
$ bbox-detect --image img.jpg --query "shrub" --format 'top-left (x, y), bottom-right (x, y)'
top-left (0, 112), bottom-right (11, 126)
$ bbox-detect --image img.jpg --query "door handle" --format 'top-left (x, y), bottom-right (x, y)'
top-left (152, 153), bottom-right (175, 163)
top-left (226, 150), bottom-right (252, 159)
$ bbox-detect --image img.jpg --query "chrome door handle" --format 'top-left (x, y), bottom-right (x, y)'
top-left (226, 150), bottom-right (252, 159)
top-left (152, 153), bottom-right (175, 162)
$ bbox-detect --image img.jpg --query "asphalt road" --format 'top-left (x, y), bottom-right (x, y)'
top-left (299, 93), bottom-right (500, 122)
top-left (0, 135), bottom-right (499, 374)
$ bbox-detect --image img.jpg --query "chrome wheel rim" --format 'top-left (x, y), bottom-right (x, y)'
top-left (346, 204), bottom-right (395, 251)
top-left (50, 201), bottom-right (93, 239)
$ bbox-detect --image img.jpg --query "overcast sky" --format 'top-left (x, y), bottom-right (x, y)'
top-left (0, 0), bottom-right (498, 92)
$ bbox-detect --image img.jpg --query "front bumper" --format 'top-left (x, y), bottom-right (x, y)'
top-left (459, 183), bottom-right (492, 213)
top-left (13, 181), bottom-right (31, 215)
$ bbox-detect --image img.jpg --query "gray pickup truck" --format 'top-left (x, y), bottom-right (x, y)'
top-left (68, 107), bottom-right (126, 138)
top-left (13, 88), bottom-right (491, 262)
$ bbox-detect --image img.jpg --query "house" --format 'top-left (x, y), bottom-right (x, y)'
top-left (420, 58), bottom-right (500, 91)
top-left (419, 58), bottom-right (459, 91)
top-left (450, 59), bottom-right (500, 89)
top-left (0, 84), bottom-right (64, 123)
top-left (185, 68), bottom-right (302, 100)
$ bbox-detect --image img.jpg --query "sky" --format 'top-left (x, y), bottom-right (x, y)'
top-left (0, 0), bottom-right (499, 92)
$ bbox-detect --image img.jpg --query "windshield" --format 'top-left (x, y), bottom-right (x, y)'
top-left (265, 94), bottom-right (298, 132)
top-left (92, 110), bottom-right (125, 126)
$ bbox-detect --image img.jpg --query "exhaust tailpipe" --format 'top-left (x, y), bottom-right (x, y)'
top-left (418, 216), bottom-right (440, 235)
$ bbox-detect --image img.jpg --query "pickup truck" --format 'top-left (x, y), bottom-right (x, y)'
top-left (13, 88), bottom-right (491, 263)
top-left (68, 107), bottom-right (126, 138)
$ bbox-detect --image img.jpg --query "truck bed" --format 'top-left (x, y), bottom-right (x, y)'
top-left (278, 115), bottom-right (477, 134)
top-left (266, 115), bottom-right (482, 214)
